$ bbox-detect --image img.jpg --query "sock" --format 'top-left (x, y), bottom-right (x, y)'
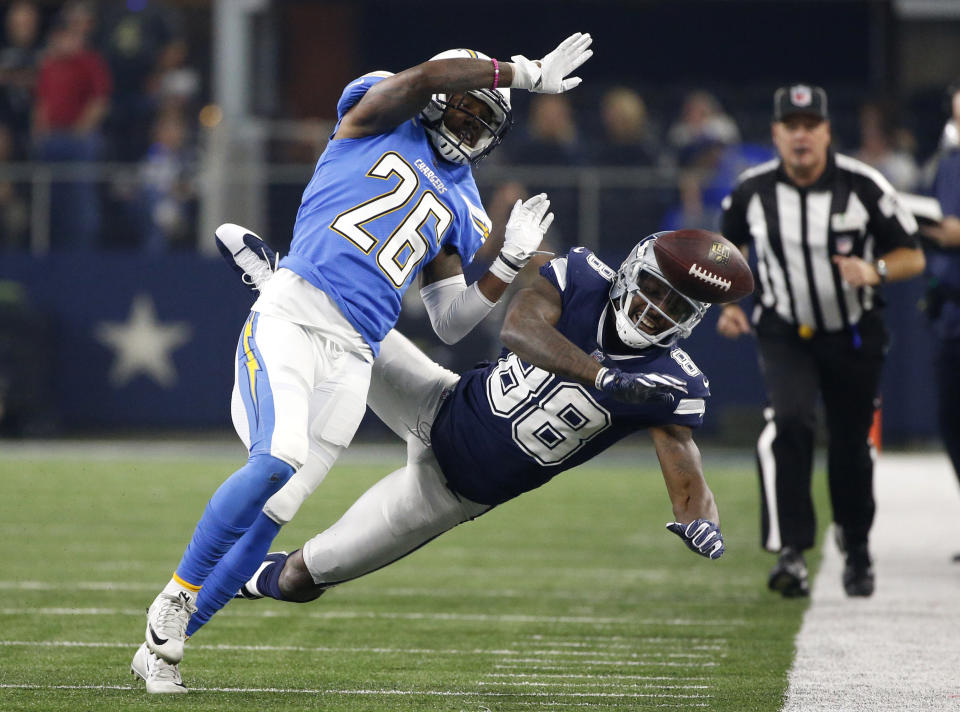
top-left (253, 552), bottom-right (290, 601)
top-left (161, 577), bottom-right (200, 601)
top-left (174, 454), bottom-right (295, 586)
top-left (187, 512), bottom-right (282, 636)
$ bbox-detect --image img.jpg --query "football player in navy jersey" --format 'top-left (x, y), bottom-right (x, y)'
top-left (132, 35), bottom-right (594, 693)
top-left (229, 231), bottom-right (723, 617)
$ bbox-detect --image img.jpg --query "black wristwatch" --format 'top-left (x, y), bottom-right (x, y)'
top-left (875, 258), bottom-right (888, 284)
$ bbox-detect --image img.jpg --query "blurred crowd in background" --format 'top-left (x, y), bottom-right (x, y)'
top-left (0, 0), bottom-right (952, 257)
top-left (0, 0), bottom-right (199, 252)
top-left (0, 0), bottom-right (955, 440)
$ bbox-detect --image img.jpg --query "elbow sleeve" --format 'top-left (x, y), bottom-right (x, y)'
top-left (420, 275), bottom-right (496, 344)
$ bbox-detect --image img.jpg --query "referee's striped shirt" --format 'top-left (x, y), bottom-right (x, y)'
top-left (721, 151), bottom-right (919, 333)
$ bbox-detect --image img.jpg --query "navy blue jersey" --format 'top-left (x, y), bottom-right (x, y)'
top-left (280, 74), bottom-right (490, 356)
top-left (431, 248), bottom-right (711, 505)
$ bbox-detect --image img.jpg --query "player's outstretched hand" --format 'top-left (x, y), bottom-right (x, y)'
top-left (596, 367), bottom-right (687, 405)
top-left (501, 193), bottom-right (554, 269)
top-left (666, 519), bottom-right (725, 560)
top-left (511, 32), bottom-right (593, 94)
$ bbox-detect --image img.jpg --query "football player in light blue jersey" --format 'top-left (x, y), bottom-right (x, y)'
top-left (133, 226), bottom-right (726, 692)
top-left (134, 34), bottom-right (594, 693)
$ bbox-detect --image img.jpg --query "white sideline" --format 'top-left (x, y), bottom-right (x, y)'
top-left (783, 453), bottom-right (960, 711)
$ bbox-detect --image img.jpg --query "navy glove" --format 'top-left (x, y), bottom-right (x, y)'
top-left (595, 367), bottom-right (688, 405)
top-left (666, 519), bottom-right (725, 559)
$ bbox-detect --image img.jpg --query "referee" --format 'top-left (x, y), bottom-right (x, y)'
top-left (718, 84), bottom-right (924, 598)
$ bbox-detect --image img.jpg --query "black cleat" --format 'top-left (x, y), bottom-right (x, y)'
top-left (768, 547), bottom-right (810, 598)
top-left (843, 545), bottom-right (875, 597)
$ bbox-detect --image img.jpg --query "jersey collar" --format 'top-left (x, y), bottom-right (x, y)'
top-left (775, 150), bottom-right (837, 191)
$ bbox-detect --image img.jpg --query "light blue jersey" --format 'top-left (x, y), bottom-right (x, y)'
top-left (280, 74), bottom-right (491, 356)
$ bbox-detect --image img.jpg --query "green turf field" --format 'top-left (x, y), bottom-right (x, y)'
top-left (0, 444), bottom-right (825, 711)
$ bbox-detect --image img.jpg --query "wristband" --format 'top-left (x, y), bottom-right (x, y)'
top-left (875, 258), bottom-right (888, 284)
top-left (594, 367), bottom-right (610, 390)
top-left (491, 58), bottom-right (500, 90)
top-left (489, 253), bottom-right (520, 283)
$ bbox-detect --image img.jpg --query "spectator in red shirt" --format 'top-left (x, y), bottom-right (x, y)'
top-left (32, 1), bottom-right (112, 250)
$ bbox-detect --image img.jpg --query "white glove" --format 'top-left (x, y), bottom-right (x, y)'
top-left (489, 193), bottom-right (554, 283)
top-left (511, 32), bottom-right (593, 94)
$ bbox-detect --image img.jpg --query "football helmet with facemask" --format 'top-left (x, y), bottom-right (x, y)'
top-left (420, 49), bottom-right (512, 166)
top-left (610, 233), bottom-right (710, 349)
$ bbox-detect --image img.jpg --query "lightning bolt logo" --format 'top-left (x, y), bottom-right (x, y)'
top-left (243, 315), bottom-right (261, 405)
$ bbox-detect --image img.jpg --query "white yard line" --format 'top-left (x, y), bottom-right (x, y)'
top-left (0, 576), bottom-right (701, 597)
top-left (494, 660), bottom-right (719, 669)
top-left (508, 703), bottom-right (710, 709)
top-left (0, 439), bottom-right (406, 463)
top-left (783, 453), bottom-right (960, 712)
top-left (476, 681), bottom-right (710, 689)
top-left (0, 606), bottom-right (741, 626)
top-left (0, 683), bottom-right (710, 699)
top-left (0, 639), bottom-right (710, 662)
top-left (485, 673), bottom-right (709, 681)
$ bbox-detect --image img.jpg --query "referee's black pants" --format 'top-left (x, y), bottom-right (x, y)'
top-left (754, 309), bottom-right (887, 553)
top-left (935, 336), bottom-right (960, 485)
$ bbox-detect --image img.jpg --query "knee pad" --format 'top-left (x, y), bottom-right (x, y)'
top-left (246, 453), bottom-right (296, 492)
top-left (209, 454), bottom-right (295, 525)
top-left (263, 440), bottom-right (341, 525)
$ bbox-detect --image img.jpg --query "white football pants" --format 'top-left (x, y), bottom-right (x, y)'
top-left (301, 330), bottom-right (491, 585)
top-left (231, 308), bottom-right (372, 524)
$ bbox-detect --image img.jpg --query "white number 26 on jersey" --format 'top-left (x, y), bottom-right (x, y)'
top-left (330, 152), bottom-right (453, 287)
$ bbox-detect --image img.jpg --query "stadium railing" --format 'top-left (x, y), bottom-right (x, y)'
top-left (0, 160), bottom-right (682, 256)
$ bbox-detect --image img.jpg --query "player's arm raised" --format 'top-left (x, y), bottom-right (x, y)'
top-left (500, 276), bottom-right (603, 388)
top-left (501, 277), bottom-right (689, 403)
top-left (337, 59), bottom-right (504, 138)
top-left (337, 33), bottom-right (593, 138)
top-left (649, 424), bottom-right (725, 559)
top-left (419, 194), bottom-right (554, 345)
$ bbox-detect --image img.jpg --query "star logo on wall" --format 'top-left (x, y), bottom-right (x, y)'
top-left (94, 294), bottom-right (192, 388)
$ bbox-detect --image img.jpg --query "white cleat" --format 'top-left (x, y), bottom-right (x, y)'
top-left (215, 222), bottom-right (278, 291)
top-left (145, 591), bottom-right (196, 664)
top-left (131, 642), bottom-right (187, 694)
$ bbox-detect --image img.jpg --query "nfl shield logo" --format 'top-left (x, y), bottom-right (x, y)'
top-left (791, 85), bottom-right (812, 107)
top-left (836, 236), bottom-right (854, 255)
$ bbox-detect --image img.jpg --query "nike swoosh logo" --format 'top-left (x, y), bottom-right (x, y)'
top-left (148, 625), bottom-right (168, 646)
